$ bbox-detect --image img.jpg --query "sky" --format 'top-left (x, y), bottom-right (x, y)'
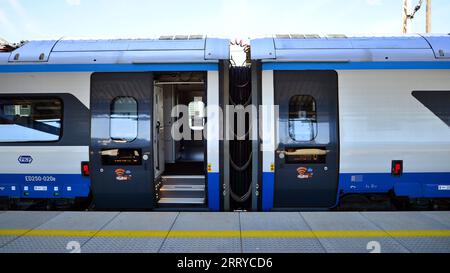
top-left (0, 0), bottom-right (449, 43)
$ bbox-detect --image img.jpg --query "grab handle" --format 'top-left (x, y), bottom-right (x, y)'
top-left (277, 149), bottom-right (329, 156)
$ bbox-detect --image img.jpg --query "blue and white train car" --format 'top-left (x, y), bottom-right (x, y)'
top-left (0, 36), bottom-right (229, 210)
top-left (251, 34), bottom-right (450, 210)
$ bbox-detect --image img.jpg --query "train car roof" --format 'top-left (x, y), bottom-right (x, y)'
top-left (251, 34), bottom-right (450, 62)
top-left (0, 36), bottom-right (230, 65)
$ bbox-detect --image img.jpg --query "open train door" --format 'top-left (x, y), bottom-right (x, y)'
top-left (274, 70), bottom-right (339, 209)
top-left (90, 73), bottom-right (154, 210)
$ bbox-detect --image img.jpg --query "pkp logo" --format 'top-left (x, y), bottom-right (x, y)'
top-left (18, 155), bottom-right (33, 164)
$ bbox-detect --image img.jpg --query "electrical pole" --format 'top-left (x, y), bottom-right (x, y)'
top-left (403, 0), bottom-right (410, 34)
top-left (426, 0), bottom-right (431, 33)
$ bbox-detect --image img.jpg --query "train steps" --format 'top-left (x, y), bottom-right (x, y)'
top-left (158, 175), bottom-right (205, 205)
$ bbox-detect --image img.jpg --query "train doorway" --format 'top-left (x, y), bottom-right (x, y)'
top-left (90, 73), bottom-right (154, 210)
top-left (153, 72), bottom-right (207, 208)
top-left (274, 70), bottom-right (339, 209)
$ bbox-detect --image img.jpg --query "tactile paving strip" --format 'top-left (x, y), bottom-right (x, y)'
top-left (160, 238), bottom-right (242, 253)
top-left (82, 212), bottom-right (178, 253)
top-left (240, 213), bottom-right (325, 253)
top-left (0, 211), bottom-right (61, 248)
top-left (243, 238), bottom-right (325, 253)
top-left (83, 237), bottom-right (166, 253)
top-left (0, 236), bottom-right (88, 253)
top-left (361, 212), bottom-right (450, 253)
top-left (301, 212), bottom-right (410, 253)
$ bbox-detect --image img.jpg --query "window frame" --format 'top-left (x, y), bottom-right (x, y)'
top-left (110, 96), bottom-right (139, 143)
top-left (0, 95), bottom-right (64, 144)
top-left (288, 94), bottom-right (319, 142)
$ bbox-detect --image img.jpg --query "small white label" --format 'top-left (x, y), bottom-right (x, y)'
top-left (54, 187), bottom-right (59, 191)
top-left (11, 186), bottom-right (16, 191)
top-left (34, 186), bottom-right (47, 191)
top-left (67, 186), bottom-right (72, 192)
top-left (438, 185), bottom-right (450, 191)
top-left (24, 186), bottom-right (29, 191)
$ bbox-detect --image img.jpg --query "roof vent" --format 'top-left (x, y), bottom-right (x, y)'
top-left (159, 35), bottom-right (173, 40)
top-left (326, 34), bottom-right (347, 39)
top-left (275, 34), bottom-right (291, 39)
top-left (304, 34), bottom-right (321, 39)
top-left (159, 35), bottom-right (204, 41)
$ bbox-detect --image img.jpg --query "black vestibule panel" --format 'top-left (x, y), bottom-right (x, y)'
top-left (274, 70), bottom-right (339, 209)
top-left (412, 91), bottom-right (450, 127)
top-left (90, 73), bottom-right (154, 210)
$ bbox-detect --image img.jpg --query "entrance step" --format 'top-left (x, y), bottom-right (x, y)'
top-left (158, 198), bottom-right (205, 205)
top-left (160, 185), bottom-right (205, 199)
top-left (157, 175), bottom-right (206, 206)
top-left (161, 175), bottom-right (205, 186)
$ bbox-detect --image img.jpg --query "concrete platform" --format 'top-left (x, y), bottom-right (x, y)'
top-left (0, 211), bottom-right (449, 253)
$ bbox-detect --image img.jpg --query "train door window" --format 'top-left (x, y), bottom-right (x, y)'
top-left (288, 95), bottom-right (318, 142)
top-left (0, 97), bottom-right (62, 142)
top-left (110, 96), bottom-right (138, 142)
top-left (188, 97), bottom-right (205, 131)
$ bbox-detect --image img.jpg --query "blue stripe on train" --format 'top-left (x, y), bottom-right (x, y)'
top-left (261, 172), bottom-right (450, 210)
top-left (0, 63), bottom-right (219, 73)
top-left (340, 172), bottom-right (450, 198)
top-left (207, 172), bottom-right (220, 211)
top-left (262, 172), bottom-right (275, 211)
top-left (262, 61), bottom-right (450, 71)
top-left (0, 174), bottom-right (90, 199)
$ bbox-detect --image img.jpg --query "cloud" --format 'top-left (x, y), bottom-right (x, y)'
top-left (66, 0), bottom-right (81, 6)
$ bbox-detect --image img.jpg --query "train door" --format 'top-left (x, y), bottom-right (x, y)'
top-left (274, 70), bottom-right (339, 208)
top-left (154, 85), bottom-right (165, 178)
top-left (90, 73), bottom-right (154, 210)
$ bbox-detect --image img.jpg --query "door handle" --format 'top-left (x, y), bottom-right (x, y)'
top-left (277, 149), bottom-right (329, 156)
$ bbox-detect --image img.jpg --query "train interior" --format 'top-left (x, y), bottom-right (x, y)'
top-left (153, 72), bottom-right (207, 208)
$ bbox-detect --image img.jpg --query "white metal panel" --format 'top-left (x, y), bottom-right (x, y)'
top-left (349, 36), bottom-right (430, 49)
top-left (48, 51), bottom-right (216, 64)
top-left (205, 38), bottom-right (230, 60)
top-left (338, 70), bottom-right (450, 174)
top-left (8, 40), bottom-right (59, 62)
top-left (422, 35), bottom-right (450, 59)
top-left (251, 38), bottom-right (276, 60)
top-left (368, 49), bottom-right (436, 61)
top-left (53, 39), bottom-right (205, 52)
top-left (0, 72), bottom-right (91, 108)
top-left (0, 52), bottom-right (11, 64)
top-left (273, 49), bottom-right (436, 62)
top-left (275, 38), bottom-right (353, 49)
top-left (207, 71), bottom-right (220, 173)
top-left (252, 35), bottom-right (449, 62)
top-left (261, 70), bottom-right (276, 173)
top-left (0, 146), bottom-right (88, 174)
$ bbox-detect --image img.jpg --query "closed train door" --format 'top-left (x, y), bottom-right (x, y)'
top-left (274, 70), bottom-right (339, 208)
top-left (90, 73), bottom-right (154, 210)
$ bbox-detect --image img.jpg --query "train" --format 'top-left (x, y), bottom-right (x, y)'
top-left (0, 34), bottom-right (449, 211)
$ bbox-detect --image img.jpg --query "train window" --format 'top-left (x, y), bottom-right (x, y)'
top-left (188, 97), bottom-right (205, 131)
top-left (288, 95), bottom-right (318, 142)
top-left (412, 91), bottom-right (450, 127)
top-left (0, 97), bottom-right (62, 142)
top-left (110, 97), bottom-right (138, 142)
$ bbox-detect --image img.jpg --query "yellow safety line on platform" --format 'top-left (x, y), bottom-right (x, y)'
top-left (1, 229), bottom-right (450, 238)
